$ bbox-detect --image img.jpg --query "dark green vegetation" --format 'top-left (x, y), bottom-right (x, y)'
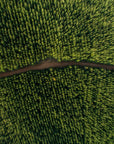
top-left (0, 0), bottom-right (113, 72)
top-left (0, 66), bottom-right (113, 143)
top-left (0, 0), bottom-right (113, 143)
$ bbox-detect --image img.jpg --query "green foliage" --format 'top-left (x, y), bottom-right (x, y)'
top-left (0, 0), bottom-right (113, 143)
top-left (0, 0), bottom-right (113, 72)
top-left (0, 66), bottom-right (113, 143)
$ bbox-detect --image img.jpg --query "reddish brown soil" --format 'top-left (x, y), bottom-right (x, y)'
top-left (0, 59), bottom-right (114, 78)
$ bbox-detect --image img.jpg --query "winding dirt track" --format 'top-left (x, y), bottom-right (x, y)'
top-left (0, 59), bottom-right (114, 78)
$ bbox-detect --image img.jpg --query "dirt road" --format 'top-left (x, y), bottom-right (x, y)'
top-left (0, 59), bottom-right (114, 78)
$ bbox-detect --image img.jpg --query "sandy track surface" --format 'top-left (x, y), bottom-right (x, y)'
top-left (0, 59), bottom-right (114, 78)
